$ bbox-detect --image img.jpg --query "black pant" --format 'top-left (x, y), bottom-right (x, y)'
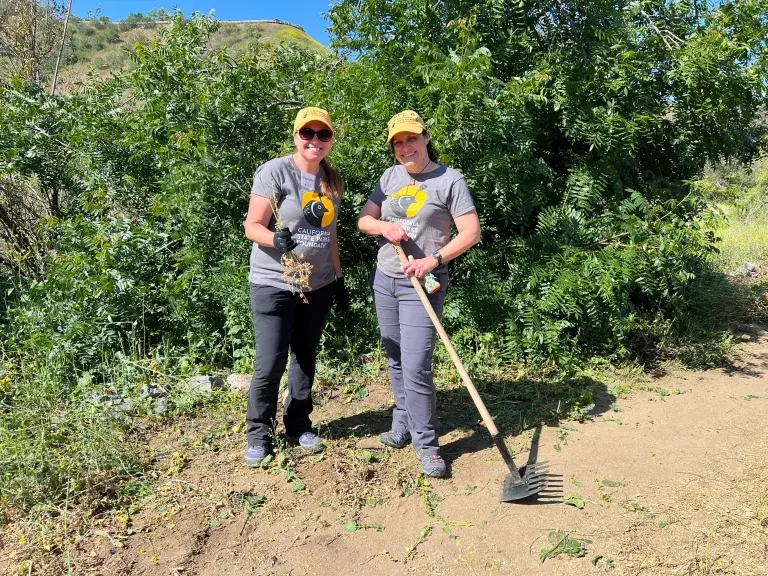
top-left (246, 282), bottom-right (335, 446)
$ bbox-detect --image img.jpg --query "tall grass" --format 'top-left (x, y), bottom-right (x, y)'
top-left (0, 352), bottom-right (141, 513)
top-left (705, 158), bottom-right (768, 275)
top-left (666, 160), bottom-right (768, 366)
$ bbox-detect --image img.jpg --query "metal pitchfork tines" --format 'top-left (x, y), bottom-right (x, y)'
top-left (391, 243), bottom-right (553, 502)
top-left (493, 434), bottom-right (551, 501)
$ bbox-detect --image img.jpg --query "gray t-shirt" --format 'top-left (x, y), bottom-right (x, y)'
top-left (249, 155), bottom-right (339, 291)
top-left (368, 164), bottom-right (476, 278)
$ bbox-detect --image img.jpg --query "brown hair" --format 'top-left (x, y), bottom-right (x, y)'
top-left (320, 158), bottom-right (344, 198)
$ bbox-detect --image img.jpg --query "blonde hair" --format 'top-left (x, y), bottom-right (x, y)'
top-left (320, 158), bottom-right (344, 198)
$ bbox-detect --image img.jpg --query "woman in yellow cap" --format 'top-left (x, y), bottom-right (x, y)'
top-left (242, 107), bottom-right (348, 467)
top-left (357, 111), bottom-right (481, 477)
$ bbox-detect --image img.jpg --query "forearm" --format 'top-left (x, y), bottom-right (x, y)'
top-left (330, 230), bottom-right (342, 277)
top-left (357, 214), bottom-right (387, 236)
top-left (438, 228), bottom-right (480, 264)
top-left (245, 222), bottom-right (276, 249)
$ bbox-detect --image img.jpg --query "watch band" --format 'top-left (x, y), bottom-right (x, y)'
top-left (432, 250), bottom-right (443, 266)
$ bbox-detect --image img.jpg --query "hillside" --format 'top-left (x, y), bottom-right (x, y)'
top-left (52, 17), bottom-right (326, 90)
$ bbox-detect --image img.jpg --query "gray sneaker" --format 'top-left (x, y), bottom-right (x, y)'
top-left (285, 431), bottom-right (324, 453)
top-left (244, 443), bottom-right (269, 468)
top-left (379, 430), bottom-right (411, 449)
top-left (419, 451), bottom-right (447, 478)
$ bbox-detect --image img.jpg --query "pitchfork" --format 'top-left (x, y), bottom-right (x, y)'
top-left (392, 243), bottom-right (550, 501)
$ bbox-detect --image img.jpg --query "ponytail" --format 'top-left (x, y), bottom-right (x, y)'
top-left (320, 158), bottom-right (344, 198)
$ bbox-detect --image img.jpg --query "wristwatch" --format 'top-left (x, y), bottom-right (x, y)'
top-left (431, 250), bottom-right (443, 266)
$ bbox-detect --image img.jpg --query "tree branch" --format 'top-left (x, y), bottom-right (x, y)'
top-left (50, 0), bottom-right (72, 95)
top-left (640, 10), bottom-right (683, 51)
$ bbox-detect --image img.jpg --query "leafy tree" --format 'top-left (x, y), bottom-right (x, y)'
top-left (321, 0), bottom-right (768, 363)
top-left (0, 0), bottom-right (65, 83)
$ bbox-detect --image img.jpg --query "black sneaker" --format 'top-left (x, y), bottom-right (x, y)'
top-left (379, 430), bottom-right (411, 449)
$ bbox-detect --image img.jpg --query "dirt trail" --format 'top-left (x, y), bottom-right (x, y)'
top-left (3, 331), bottom-right (768, 575)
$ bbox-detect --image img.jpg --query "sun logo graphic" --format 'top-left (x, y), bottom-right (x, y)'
top-left (301, 192), bottom-right (335, 228)
top-left (390, 184), bottom-right (427, 218)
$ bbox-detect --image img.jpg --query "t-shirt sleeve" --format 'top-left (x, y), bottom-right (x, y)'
top-left (367, 174), bottom-right (387, 207)
top-left (250, 162), bottom-right (283, 202)
top-left (448, 177), bottom-right (476, 218)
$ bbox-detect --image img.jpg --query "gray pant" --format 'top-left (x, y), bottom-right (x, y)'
top-left (371, 268), bottom-right (447, 455)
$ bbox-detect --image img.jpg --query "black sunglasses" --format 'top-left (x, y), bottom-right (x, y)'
top-left (298, 127), bottom-right (334, 142)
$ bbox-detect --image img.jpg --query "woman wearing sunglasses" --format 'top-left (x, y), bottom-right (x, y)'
top-left (357, 111), bottom-right (481, 478)
top-left (243, 107), bottom-right (349, 467)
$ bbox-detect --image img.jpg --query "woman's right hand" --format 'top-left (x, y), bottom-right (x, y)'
top-left (273, 227), bottom-right (298, 253)
top-left (381, 222), bottom-right (409, 243)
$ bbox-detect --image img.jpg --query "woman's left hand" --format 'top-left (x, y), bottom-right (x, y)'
top-left (402, 256), bottom-right (438, 279)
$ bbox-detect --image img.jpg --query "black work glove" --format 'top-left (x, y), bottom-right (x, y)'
top-left (273, 227), bottom-right (297, 254)
top-left (334, 276), bottom-right (350, 312)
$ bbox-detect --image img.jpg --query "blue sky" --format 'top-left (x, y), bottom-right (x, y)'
top-left (74, 1), bottom-right (336, 45)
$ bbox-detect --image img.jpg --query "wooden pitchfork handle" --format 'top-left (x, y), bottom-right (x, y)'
top-left (391, 243), bottom-right (523, 483)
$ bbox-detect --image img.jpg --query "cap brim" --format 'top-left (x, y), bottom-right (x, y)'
top-left (295, 117), bottom-right (333, 132)
top-left (386, 125), bottom-right (425, 143)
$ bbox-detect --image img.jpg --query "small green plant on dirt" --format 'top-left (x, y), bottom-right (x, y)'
top-left (570, 475), bottom-right (583, 487)
top-left (596, 485), bottom-right (612, 507)
top-left (342, 382), bottom-right (369, 401)
top-left (442, 524), bottom-right (459, 540)
top-left (595, 478), bottom-right (623, 507)
top-left (341, 519), bottom-right (384, 532)
top-left (563, 494), bottom-right (586, 509)
top-left (458, 484), bottom-right (478, 495)
top-left (601, 479), bottom-right (624, 487)
top-left (404, 524), bottom-right (433, 560)
top-left (622, 500), bottom-right (649, 513)
top-left (197, 421), bottom-right (234, 452)
top-left (167, 451), bottom-right (187, 476)
top-left (634, 383), bottom-right (672, 399)
top-left (539, 531), bottom-right (590, 563)
top-left (591, 555), bottom-right (616, 568)
top-left (554, 426), bottom-right (576, 452)
top-left (281, 467), bottom-right (306, 493)
top-left (364, 495), bottom-right (386, 507)
top-left (402, 478), bottom-right (470, 561)
top-left (261, 449), bottom-right (307, 493)
top-left (419, 476), bottom-right (442, 518)
top-left (227, 492), bottom-right (265, 536)
top-left (358, 449), bottom-right (379, 463)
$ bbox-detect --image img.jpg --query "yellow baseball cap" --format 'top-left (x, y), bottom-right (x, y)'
top-left (293, 107), bottom-right (333, 132)
top-left (386, 110), bottom-right (427, 143)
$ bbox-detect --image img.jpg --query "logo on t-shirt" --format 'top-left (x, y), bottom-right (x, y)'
top-left (390, 184), bottom-right (426, 218)
top-left (301, 192), bottom-right (335, 228)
